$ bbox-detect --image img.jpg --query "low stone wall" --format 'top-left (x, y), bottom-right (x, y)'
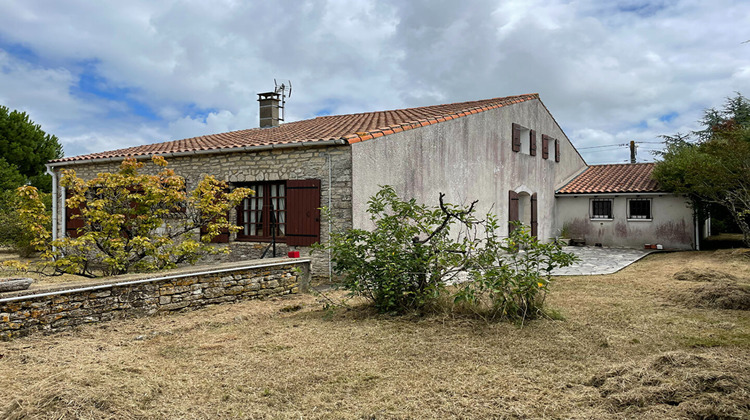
top-left (0, 259), bottom-right (310, 341)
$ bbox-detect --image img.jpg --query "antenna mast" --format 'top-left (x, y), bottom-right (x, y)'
top-left (273, 79), bottom-right (292, 122)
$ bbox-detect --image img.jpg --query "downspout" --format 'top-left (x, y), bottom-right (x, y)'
top-left (327, 151), bottom-right (333, 281)
top-left (694, 207), bottom-right (700, 251)
top-left (45, 164), bottom-right (58, 242)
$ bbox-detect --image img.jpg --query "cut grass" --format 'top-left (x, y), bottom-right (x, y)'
top-left (0, 250), bottom-right (748, 419)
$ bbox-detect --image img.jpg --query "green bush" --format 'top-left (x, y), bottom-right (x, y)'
top-left (317, 186), bottom-right (475, 313)
top-left (318, 186), bottom-right (578, 321)
top-left (0, 189), bottom-right (52, 257)
top-left (454, 221), bottom-right (578, 322)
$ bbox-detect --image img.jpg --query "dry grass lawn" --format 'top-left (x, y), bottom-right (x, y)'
top-left (1, 250), bottom-right (749, 419)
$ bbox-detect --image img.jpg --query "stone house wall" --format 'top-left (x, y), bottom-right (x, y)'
top-left (0, 259), bottom-right (310, 341)
top-left (51, 145), bottom-right (353, 277)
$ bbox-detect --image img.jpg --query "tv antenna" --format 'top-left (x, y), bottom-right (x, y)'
top-left (274, 79), bottom-right (292, 122)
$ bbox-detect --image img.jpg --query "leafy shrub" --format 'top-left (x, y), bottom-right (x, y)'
top-left (319, 186), bottom-right (577, 321)
top-left (0, 189), bottom-right (52, 257)
top-left (317, 186), bottom-right (476, 313)
top-left (9, 156), bottom-right (251, 277)
top-left (454, 221), bottom-right (578, 322)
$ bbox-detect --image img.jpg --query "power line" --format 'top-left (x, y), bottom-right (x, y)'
top-left (577, 144), bottom-right (627, 150)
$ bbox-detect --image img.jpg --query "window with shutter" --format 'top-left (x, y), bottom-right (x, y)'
top-left (286, 179), bottom-right (321, 246)
top-left (555, 139), bottom-right (560, 162)
top-left (512, 123), bottom-right (521, 152)
top-left (235, 181), bottom-right (287, 242)
top-left (530, 130), bottom-right (537, 156)
top-left (531, 193), bottom-right (538, 238)
top-left (542, 135), bottom-right (550, 159)
top-left (508, 190), bottom-right (519, 234)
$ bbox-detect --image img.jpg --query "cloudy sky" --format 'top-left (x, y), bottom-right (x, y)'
top-left (0, 0), bottom-right (748, 164)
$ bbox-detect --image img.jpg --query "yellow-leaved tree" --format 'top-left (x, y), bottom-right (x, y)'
top-left (12, 156), bottom-right (251, 277)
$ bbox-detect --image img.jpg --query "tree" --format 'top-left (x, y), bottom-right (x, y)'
top-left (0, 105), bottom-right (64, 193)
top-left (653, 93), bottom-right (750, 246)
top-left (10, 156), bottom-right (252, 277)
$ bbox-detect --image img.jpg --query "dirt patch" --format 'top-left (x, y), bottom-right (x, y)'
top-left (673, 268), bottom-right (740, 283)
top-left (586, 351), bottom-right (750, 419)
top-left (671, 282), bottom-right (750, 310)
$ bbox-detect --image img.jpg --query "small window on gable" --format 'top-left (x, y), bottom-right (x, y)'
top-left (512, 123), bottom-right (533, 155)
top-left (628, 199), bottom-right (652, 220)
top-left (591, 198), bottom-right (613, 220)
top-left (542, 135), bottom-right (550, 159)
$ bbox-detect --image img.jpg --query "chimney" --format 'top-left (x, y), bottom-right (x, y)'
top-left (630, 140), bottom-right (637, 163)
top-left (258, 92), bottom-right (281, 128)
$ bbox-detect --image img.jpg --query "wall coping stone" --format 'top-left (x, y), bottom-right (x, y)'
top-left (0, 258), bottom-right (310, 303)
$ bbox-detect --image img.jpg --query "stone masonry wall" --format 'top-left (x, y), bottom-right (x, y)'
top-left (0, 259), bottom-right (310, 341)
top-left (52, 145), bottom-right (353, 277)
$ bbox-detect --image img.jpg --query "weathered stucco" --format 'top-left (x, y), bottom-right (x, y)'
top-left (350, 99), bottom-right (587, 240)
top-left (555, 194), bottom-right (694, 249)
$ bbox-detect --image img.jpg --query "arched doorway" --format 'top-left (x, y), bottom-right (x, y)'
top-left (508, 190), bottom-right (538, 238)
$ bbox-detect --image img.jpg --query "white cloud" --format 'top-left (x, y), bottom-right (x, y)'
top-left (0, 0), bottom-right (747, 163)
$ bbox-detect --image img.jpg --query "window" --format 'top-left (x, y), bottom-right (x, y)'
top-left (591, 199), bottom-right (613, 219)
top-left (628, 199), bottom-right (651, 220)
top-left (236, 181), bottom-right (287, 240)
top-left (234, 179), bottom-right (321, 246)
top-left (512, 123), bottom-right (536, 155)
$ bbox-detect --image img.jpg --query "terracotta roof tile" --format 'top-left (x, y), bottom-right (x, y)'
top-left (557, 163), bottom-right (661, 194)
top-left (52, 94), bottom-right (539, 163)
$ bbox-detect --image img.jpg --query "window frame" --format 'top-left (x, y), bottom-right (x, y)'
top-left (590, 198), bottom-right (613, 220)
top-left (235, 181), bottom-right (288, 242)
top-left (627, 198), bottom-right (652, 221)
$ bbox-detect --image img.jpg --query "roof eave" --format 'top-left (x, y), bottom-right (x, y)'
top-left (47, 138), bottom-right (350, 168)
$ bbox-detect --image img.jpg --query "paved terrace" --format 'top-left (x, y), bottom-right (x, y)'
top-left (551, 246), bottom-right (655, 276)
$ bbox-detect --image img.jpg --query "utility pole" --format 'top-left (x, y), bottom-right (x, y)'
top-left (630, 140), bottom-right (637, 163)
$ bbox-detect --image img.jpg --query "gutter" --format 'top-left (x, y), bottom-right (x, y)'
top-left (554, 192), bottom-right (672, 198)
top-left (46, 138), bottom-right (349, 168)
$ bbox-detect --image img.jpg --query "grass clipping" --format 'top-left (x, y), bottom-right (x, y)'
top-left (671, 268), bottom-right (750, 310)
top-left (586, 351), bottom-right (750, 419)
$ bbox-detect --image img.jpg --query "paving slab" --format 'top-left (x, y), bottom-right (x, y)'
top-left (551, 246), bottom-right (655, 276)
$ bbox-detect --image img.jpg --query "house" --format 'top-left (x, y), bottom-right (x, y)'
top-left (46, 92), bottom-right (696, 275)
top-left (555, 163), bottom-right (697, 249)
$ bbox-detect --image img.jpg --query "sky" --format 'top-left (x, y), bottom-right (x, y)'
top-left (0, 0), bottom-right (748, 164)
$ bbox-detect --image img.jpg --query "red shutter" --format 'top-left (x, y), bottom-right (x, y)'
top-left (286, 179), bottom-right (321, 246)
top-left (531, 193), bottom-right (538, 238)
top-left (529, 130), bottom-right (537, 156)
top-left (511, 123), bottom-right (521, 152)
top-left (555, 139), bottom-right (560, 162)
top-left (508, 190), bottom-right (519, 234)
top-left (542, 135), bottom-right (549, 159)
top-left (65, 203), bottom-right (84, 238)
